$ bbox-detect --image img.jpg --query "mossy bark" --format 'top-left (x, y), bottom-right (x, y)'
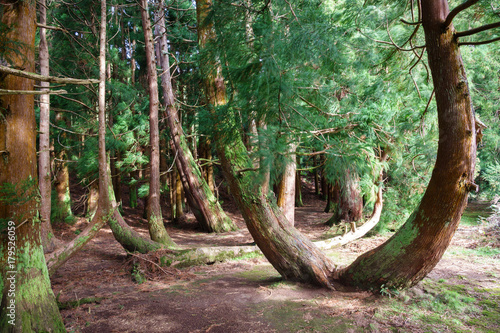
top-left (0, 1), bottom-right (64, 330)
top-left (339, 0), bottom-right (477, 290)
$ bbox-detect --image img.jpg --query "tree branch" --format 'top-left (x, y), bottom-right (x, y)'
top-left (0, 65), bottom-right (99, 84)
top-left (459, 36), bottom-right (500, 46)
top-left (456, 21), bottom-right (500, 38)
top-left (443, 0), bottom-right (480, 28)
top-left (0, 89), bottom-right (67, 95)
top-left (36, 23), bottom-right (68, 33)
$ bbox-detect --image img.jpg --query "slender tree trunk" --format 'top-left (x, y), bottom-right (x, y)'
top-left (339, 0), bottom-right (477, 290)
top-left (53, 154), bottom-right (74, 222)
top-left (313, 156), bottom-right (320, 196)
top-left (38, 0), bottom-right (58, 253)
top-left (156, 0), bottom-right (236, 232)
top-left (140, 0), bottom-right (176, 246)
top-left (295, 170), bottom-right (304, 207)
top-left (86, 180), bottom-right (99, 219)
top-left (46, 3), bottom-right (116, 275)
top-left (276, 143), bottom-right (297, 225)
top-left (0, 1), bottom-right (64, 330)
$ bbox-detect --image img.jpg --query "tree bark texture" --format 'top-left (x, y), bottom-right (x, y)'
top-left (140, 0), bottom-right (176, 246)
top-left (0, 1), bottom-right (65, 330)
top-left (156, 0), bottom-right (236, 232)
top-left (38, 0), bottom-right (58, 253)
top-left (339, 0), bottom-right (477, 290)
top-left (276, 143), bottom-right (297, 225)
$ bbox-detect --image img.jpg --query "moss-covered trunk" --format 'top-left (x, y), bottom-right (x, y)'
top-left (0, 1), bottom-right (64, 330)
top-left (339, 0), bottom-right (477, 290)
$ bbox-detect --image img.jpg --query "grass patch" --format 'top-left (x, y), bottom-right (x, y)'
top-left (374, 279), bottom-right (500, 332)
top-left (257, 300), bottom-right (362, 333)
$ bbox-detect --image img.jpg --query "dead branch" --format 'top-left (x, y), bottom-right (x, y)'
top-left (0, 65), bottom-right (99, 84)
top-left (0, 89), bottom-right (67, 95)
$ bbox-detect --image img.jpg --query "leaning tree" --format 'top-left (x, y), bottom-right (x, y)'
top-left (199, 0), bottom-right (498, 290)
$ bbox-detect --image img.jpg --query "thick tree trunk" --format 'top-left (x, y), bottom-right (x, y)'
top-left (156, 0), bottom-right (236, 233)
top-left (339, 0), bottom-right (477, 290)
top-left (140, 0), bottom-right (176, 246)
top-left (197, 0), bottom-right (335, 288)
top-left (337, 169), bottom-right (363, 223)
top-left (0, 1), bottom-right (64, 330)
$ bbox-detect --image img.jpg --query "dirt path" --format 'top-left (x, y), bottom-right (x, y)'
top-left (51, 196), bottom-right (500, 332)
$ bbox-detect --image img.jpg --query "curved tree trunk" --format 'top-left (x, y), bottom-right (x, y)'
top-left (0, 1), bottom-right (64, 330)
top-left (140, 0), bottom-right (176, 246)
top-left (156, 0), bottom-right (236, 233)
top-left (339, 0), bottom-right (477, 290)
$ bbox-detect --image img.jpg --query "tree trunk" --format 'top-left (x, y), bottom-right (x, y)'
top-left (295, 170), bottom-right (304, 207)
top-left (53, 155), bottom-right (74, 223)
top-left (339, 0), bottom-right (477, 290)
top-left (0, 1), bottom-right (64, 330)
top-left (276, 143), bottom-right (297, 225)
top-left (46, 4), bottom-right (116, 275)
top-left (86, 180), bottom-right (99, 219)
top-left (156, 0), bottom-right (236, 233)
top-left (140, 0), bottom-right (176, 246)
top-left (338, 168), bottom-right (363, 223)
top-left (38, 0), bottom-right (59, 253)
top-left (197, 0), bottom-right (335, 288)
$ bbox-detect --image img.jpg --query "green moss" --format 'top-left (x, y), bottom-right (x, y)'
top-left (256, 300), bottom-right (362, 333)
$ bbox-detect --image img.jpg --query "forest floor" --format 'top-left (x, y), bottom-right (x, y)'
top-left (51, 187), bottom-right (500, 333)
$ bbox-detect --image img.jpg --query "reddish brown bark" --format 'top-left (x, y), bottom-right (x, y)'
top-left (0, 1), bottom-right (64, 329)
top-left (339, 0), bottom-right (477, 290)
top-left (140, 0), bottom-right (176, 246)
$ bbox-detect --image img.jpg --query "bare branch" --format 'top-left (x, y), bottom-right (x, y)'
top-left (456, 21), bottom-right (500, 38)
top-left (459, 36), bottom-right (500, 46)
top-left (0, 89), bottom-right (67, 95)
top-left (36, 23), bottom-right (68, 33)
top-left (443, 0), bottom-right (480, 28)
top-left (0, 65), bottom-right (99, 84)
top-left (400, 19), bottom-right (421, 25)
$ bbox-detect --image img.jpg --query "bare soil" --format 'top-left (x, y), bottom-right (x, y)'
top-left (51, 188), bottom-right (500, 333)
